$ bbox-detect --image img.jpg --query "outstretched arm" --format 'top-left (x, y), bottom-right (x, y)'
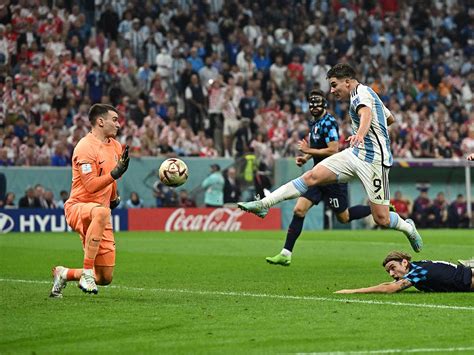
top-left (335, 278), bottom-right (413, 294)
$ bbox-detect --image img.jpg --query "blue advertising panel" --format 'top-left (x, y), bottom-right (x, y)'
top-left (0, 209), bottom-right (128, 233)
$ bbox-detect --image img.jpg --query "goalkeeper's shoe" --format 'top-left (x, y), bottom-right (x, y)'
top-left (266, 253), bottom-right (291, 266)
top-left (458, 259), bottom-right (474, 268)
top-left (237, 200), bottom-right (268, 218)
top-left (404, 219), bottom-right (423, 253)
top-left (50, 266), bottom-right (67, 298)
top-left (78, 269), bottom-right (98, 294)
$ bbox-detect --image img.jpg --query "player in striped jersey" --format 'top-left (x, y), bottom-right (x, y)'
top-left (266, 90), bottom-right (374, 266)
top-left (238, 63), bottom-right (423, 253)
top-left (336, 251), bottom-right (473, 293)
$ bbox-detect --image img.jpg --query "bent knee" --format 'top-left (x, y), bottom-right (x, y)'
top-left (92, 206), bottom-right (111, 224)
top-left (374, 214), bottom-right (390, 226)
top-left (293, 207), bottom-right (307, 218)
top-left (96, 276), bottom-right (113, 285)
top-left (336, 214), bottom-right (350, 224)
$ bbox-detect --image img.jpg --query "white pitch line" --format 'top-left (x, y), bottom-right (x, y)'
top-left (302, 346), bottom-right (474, 354)
top-left (1, 278), bottom-right (473, 311)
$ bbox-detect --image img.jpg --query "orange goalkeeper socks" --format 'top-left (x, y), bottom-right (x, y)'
top-left (65, 268), bottom-right (82, 281)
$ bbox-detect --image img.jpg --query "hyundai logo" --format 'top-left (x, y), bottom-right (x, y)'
top-left (0, 213), bottom-right (14, 233)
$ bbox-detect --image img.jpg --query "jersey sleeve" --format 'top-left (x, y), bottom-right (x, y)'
top-left (352, 86), bottom-right (373, 113)
top-left (323, 118), bottom-right (339, 144)
top-left (402, 264), bottom-right (429, 285)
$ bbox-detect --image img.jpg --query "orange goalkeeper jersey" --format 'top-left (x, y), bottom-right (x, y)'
top-left (65, 133), bottom-right (122, 209)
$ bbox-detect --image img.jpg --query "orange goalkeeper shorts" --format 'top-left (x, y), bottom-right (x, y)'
top-left (65, 202), bottom-right (116, 267)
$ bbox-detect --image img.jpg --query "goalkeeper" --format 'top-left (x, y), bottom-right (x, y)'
top-left (50, 104), bottom-right (130, 297)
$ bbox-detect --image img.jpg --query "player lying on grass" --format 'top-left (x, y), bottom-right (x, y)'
top-left (50, 104), bottom-right (130, 297)
top-left (336, 251), bottom-right (474, 293)
top-left (239, 63), bottom-right (423, 253)
top-left (266, 90), bottom-right (386, 266)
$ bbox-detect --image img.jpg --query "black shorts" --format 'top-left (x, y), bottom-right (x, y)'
top-left (301, 183), bottom-right (348, 214)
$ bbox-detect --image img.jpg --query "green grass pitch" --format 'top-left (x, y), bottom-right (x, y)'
top-left (1, 229), bottom-right (473, 354)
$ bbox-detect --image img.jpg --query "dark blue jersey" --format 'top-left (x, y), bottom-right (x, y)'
top-left (403, 261), bottom-right (473, 292)
top-left (308, 112), bottom-right (339, 166)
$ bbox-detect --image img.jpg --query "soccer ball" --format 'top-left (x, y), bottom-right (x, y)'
top-left (158, 158), bottom-right (189, 187)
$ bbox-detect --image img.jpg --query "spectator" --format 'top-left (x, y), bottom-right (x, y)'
top-left (178, 189), bottom-right (196, 207)
top-left (222, 87), bottom-right (240, 158)
top-left (125, 19), bottom-right (145, 65)
top-left (390, 191), bottom-right (411, 220)
top-left (56, 190), bottom-right (69, 209)
top-left (461, 126), bottom-right (474, 158)
top-left (43, 190), bottom-right (57, 208)
top-left (254, 162), bottom-right (272, 200)
top-left (234, 118), bottom-right (253, 157)
top-left (2, 192), bottom-right (16, 209)
top-left (434, 135), bottom-right (453, 159)
top-left (86, 63), bottom-right (107, 103)
top-left (185, 73), bottom-right (207, 133)
top-left (202, 164), bottom-right (224, 207)
top-left (18, 187), bottom-right (41, 208)
top-left (51, 143), bottom-right (69, 166)
top-left (448, 194), bottom-right (470, 228)
top-left (34, 184), bottom-right (48, 209)
top-left (223, 167), bottom-right (241, 204)
top-left (126, 192), bottom-right (144, 208)
top-left (153, 180), bottom-right (178, 207)
top-left (433, 192), bottom-right (449, 228)
top-left (411, 187), bottom-right (435, 228)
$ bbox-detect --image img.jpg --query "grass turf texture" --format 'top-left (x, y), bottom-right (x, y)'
top-left (0, 230), bottom-right (473, 354)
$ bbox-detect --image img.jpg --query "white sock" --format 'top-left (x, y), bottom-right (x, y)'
top-left (281, 248), bottom-right (292, 257)
top-left (260, 177), bottom-right (308, 208)
top-left (389, 212), bottom-right (413, 234)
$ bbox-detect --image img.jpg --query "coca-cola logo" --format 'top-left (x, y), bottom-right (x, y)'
top-left (165, 208), bottom-right (245, 232)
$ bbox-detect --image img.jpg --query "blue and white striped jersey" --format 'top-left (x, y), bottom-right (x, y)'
top-left (349, 84), bottom-right (393, 167)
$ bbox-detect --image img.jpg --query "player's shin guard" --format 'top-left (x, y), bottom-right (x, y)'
top-left (260, 177), bottom-right (308, 208)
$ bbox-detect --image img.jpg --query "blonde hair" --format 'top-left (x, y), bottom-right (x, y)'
top-left (382, 251), bottom-right (412, 267)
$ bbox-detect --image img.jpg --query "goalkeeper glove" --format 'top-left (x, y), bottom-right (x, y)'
top-left (110, 195), bottom-right (121, 210)
top-left (111, 145), bottom-right (130, 180)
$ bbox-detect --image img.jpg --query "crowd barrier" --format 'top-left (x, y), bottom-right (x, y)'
top-left (0, 207), bottom-right (281, 233)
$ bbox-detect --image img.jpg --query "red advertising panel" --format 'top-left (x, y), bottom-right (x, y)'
top-left (128, 208), bottom-right (281, 231)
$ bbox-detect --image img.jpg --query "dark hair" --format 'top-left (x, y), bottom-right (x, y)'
top-left (307, 89), bottom-right (326, 101)
top-left (327, 63), bottom-right (356, 80)
top-left (382, 251), bottom-right (412, 267)
top-left (88, 104), bottom-right (118, 126)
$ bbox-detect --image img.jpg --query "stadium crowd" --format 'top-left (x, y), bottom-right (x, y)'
top-left (0, 0), bottom-right (472, 170)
